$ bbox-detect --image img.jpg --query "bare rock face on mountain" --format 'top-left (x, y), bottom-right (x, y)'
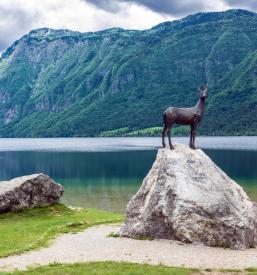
top-left (120, 144), bottom-right (257, 249)
top-left (0, 173), bottom-right (64, 213)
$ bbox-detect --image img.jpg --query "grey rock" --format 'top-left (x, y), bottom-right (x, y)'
top-left (120, 144), bottom-right (257, 249)
top-left (0, 173), bottom-right (64, 213)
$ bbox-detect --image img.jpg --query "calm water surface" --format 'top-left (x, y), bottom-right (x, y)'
top-left (0, 137), bottom-right (256, 212)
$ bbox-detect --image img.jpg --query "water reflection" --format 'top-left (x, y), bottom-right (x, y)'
top-left (0, 149), bottom-right (256, 212)
top-left (0, 151), bottom-right (155, 179)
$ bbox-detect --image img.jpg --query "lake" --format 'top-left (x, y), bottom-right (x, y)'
top-left (0, 137), bottom-right (256, 213)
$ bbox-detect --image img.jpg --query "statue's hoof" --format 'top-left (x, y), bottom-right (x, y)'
top-left (190, 146), bottom-right (196, 150)
top-left (162, 144), bottom-right (166, 148)
top-left (170, 146), bottom-right (174, 150)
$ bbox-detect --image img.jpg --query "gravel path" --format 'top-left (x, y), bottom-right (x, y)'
top-left (0, 224), bottom-right (256, 271)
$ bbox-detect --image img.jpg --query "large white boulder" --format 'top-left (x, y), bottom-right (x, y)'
top-left (0, 173), bottom-right (64, 213)
top-left (120, 144), bottom-right (257, 249)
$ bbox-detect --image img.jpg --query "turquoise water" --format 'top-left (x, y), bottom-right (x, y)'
top-left (0, 137), bottom-right (256, 212)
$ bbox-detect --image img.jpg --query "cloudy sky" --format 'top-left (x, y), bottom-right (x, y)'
top-left (0, 0), bottom-right (257, 53)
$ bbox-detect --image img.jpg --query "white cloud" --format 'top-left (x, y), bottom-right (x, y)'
top-left (0, 0), bottom-right (255, 53)
top-left (0, 0), bottom-right (171, 52)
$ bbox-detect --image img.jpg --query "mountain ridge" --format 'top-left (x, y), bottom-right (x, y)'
top-left (0, 9), bottom-right (257, 137)
top-left (3, 8), bottom-right (256, 59)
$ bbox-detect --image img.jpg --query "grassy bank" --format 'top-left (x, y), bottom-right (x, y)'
top-left (1, 206), bottom-right (257, 274)
top-left (0, 262), bottom-right (198, 275)
top-left (1, 262), bottom-right (257, 275)
top-left (0, 204), bottom-right (123, 257)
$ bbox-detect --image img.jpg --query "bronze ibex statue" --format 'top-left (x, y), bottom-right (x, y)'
top-left (162, 85), bottom-right (208, 150)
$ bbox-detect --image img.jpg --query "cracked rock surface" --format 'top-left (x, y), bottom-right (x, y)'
top-left (0, 173), bottom-right (64, 213)
top-left (120, 144), bottom-right (257, 249)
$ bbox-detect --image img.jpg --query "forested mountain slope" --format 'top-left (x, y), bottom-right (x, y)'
top-left (0, 9), bottom-right (256, 137)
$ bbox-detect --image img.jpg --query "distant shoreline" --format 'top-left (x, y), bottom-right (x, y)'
top-left (0, 136), bottom-right (256, 152)
top-left (98, 127), bottom-right (257, 138)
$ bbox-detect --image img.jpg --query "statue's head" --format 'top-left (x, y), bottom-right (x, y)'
top-left (199, 84), bottom-right (208, 99)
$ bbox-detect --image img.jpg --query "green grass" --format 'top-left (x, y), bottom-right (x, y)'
top-left (0, 205), bottom-right (256, 274)
top-left (0, 262), bottom-right (256, 275)
top-left (245, 267), bottom-right (257, 273)
top-left (0, 262), bottom-right (198, 275)
top-left (133, 235), bottom-right (155, 241)
top-left (0, 204), bottom-right (123, 258)
top-left (2, 262), bottom-right (257, 275)
top-left (107, 232), bottom-right (120, 238)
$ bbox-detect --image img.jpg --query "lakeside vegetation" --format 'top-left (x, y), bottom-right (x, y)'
top-left (0, 204), bottom-right (123, 258)
top-left (100, 126), bottom-right (190, 137)
top-left (99, 126), bottom-right (257, 137)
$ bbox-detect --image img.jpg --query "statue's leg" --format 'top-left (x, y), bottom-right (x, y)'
top-left (190, 125), bottom-right (193, 148)
top-left (191, 125), bottom-right (197, 149)
top-left (162, 125), bottom-right (167, 148)
top-left (167, 125), bottom-right (174, 150)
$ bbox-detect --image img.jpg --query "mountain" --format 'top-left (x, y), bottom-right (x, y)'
top-left (0, 9), bottom-right (257, 137)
